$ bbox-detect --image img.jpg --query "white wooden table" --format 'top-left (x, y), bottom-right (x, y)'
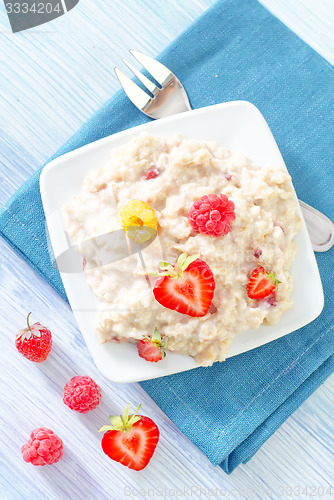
top-left (0, 1), bottom-right (333, 498)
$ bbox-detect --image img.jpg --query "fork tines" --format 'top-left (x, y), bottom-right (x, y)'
top-left (114, 50), bottom-right (173, 114)
top-left (115, 50), bottom-right (191, 119)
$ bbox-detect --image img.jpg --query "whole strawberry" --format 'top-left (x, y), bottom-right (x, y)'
top-left (137, 328), bottom-right (167, 363)
top-left (21, 428), bottom-right (63, 466)
top-left (15, 312), bottom-right (52, 362)
top-left (99, 403), bottom-right (159, 471)
top-left (63, 376), bottom-right (102, 413)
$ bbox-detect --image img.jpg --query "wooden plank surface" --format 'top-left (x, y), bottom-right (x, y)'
top-left (0, 0), bottom-right (333, 498)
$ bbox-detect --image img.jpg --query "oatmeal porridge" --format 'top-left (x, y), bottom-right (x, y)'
top-left (62, 134), bottom-right (301, 367)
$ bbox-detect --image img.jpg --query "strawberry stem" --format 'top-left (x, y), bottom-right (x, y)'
top-left (99, 403), bottom-right (142, 433)
top-left (176, 252), bottom-right (200, 275)
top-left (150, 253), bottom-right (200, 279)
top-left (268, 272), bottom-right (281, 285)
top-left (26, 312), bottom-right (32, 332)
top-left (143, 328), bottom-right (168, 353)
top-left (127, 404), bottom-right (141, 429)
top-left (120, 413), bottom-right (127, 431)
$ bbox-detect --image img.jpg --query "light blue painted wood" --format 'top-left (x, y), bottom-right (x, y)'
top-left (0, 1), bottom-right (333, 499)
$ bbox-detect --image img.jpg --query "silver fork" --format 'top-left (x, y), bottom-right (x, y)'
top-left (115, 51), bottom-right (334, 252)
top-left (114, 50), bottom-right (191, 119)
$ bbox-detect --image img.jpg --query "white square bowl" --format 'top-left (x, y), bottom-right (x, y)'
top-left (40, 101), bottom-right (324, 383)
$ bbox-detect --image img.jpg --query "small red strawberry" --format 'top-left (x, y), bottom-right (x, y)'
top-left (151, 253), bottom-right (215, 317)
top-left (247, 267), bottom-right (280, 299)
top-left (99, 403), bottom-right (159, 471)
top-left (137, 328), bottom-right (167, 363)
top-left (15, 312), bottom-right (52, 362)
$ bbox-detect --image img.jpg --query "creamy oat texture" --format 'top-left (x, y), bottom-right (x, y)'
top-left (62, 134), bottom-right (301, 366)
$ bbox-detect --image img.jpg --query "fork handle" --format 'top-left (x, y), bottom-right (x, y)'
top-left (299, 199), bottom-right (334, 252)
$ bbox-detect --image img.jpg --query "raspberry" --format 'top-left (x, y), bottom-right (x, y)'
top-left (188, 194), bottom-right (235, 237)
top-left (21, 428), bottom-right (63, 466)
top-left (253, 248), bottom-right (262, 258)
top-left (63, 376), bottom-right (101, 413)
top-left (144, 167), bottom-right (160, 180)
top-left (119, 199), bottom-right (157, 243)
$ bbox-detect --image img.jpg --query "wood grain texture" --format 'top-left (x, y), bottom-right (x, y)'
top-left (0, 1), bottom-right (333, 498)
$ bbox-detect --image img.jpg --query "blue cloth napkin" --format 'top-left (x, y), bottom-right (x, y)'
top-left (1, 0), bottom-right (333, 473)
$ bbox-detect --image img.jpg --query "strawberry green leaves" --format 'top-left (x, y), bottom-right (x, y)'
top-left (99, 403), bottom-right (142, 433)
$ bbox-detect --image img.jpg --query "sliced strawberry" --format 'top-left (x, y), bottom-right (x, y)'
top-left (152, 253), bottom-right (215, 317)
top-left (247, 267), bottom-right (280, 299)
top-left (137, 328), bottom-right (167, 363)
top-left (99, 404), bottom-right (159, 471)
